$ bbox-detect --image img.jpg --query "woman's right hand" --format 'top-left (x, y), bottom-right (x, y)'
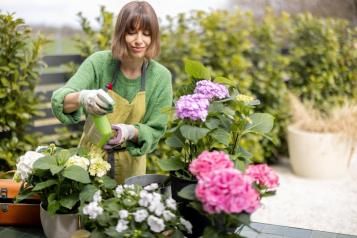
top-left (79, 89), bottom-right (114, 115)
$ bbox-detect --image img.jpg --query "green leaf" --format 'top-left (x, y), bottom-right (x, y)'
top-left (236, 146), bottom-right (253, 160)
top-left (214, 76), bottom-right (236, 87)
top-left (202, 226), bottom-right (221, 238)
top-left (79, 184), bottom-right (98, 203)
top-left (244, 113), bottom-right (274, 134)
top-left (172, 229), bottom-right (185, 238)
top-left (104, 227), bottom-right (121, 238)
top-left (101, 176), bottom-right (117, 189)
top-left (180, 125), bottom-right (209, 143)
top-left (165, 134), bottom-right (184, 148)
top-left (47, 193), bottom-right (61, 214)
top-left (15, 190), bottom-right (38, 203)
top-left (60, 194), bottom-right (79, 209)
top-left (184, 59), bottom-right (211, 79)
top-left (50, 165), bottom-right (64, 175)
top-left (63, 165), bottom-right (91, 184)
top-left (236, 213), bottom-right (251, 225)
top-left (205, 118), bottom-right (221, 129)
top-left (33, 156), bottom-right (57, 170)
top-left (211, 128), bottom-right (230, 145)
top-left (32, 179), bottom-right (57, 191)
top-left (178, 184), bottom-right (196, 200)
top-left (157, 157), bottom-right (185, 171)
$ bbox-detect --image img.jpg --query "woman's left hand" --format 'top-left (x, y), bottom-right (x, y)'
top-left (104, 124), bottom-right (136, 150)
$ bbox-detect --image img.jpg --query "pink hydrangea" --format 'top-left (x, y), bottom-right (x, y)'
top-left (189, 151), bottom-right (234, 179)
top-left (195, 168), bottom-right (260, 214)
top-left (245, 164), bottom-right (279, 189)
top-left (175, 94), bottom-right (210, 121)
top-left (194, 80), bottom-right (230, 101)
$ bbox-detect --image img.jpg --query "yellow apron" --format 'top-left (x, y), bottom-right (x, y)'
top-left (79, 61), bottom-right (147, 184)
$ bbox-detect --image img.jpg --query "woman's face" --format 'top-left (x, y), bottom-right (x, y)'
top-left (125, 29), bottom-right (151, 59)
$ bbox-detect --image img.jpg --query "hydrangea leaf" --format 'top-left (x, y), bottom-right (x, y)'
top-left (180, 125), bottom-right (209, 143)
top-left (244, 113), bottom-right (274, 134)
top-left (63, 165), bottom-right (91, 183)
top-left (184, 59), bottom-right (211, 80)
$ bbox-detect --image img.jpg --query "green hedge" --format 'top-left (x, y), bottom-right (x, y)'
top-left (0, 13), bottom-right (48, 175)
top-left (71, 7), bottom-right (356, 167)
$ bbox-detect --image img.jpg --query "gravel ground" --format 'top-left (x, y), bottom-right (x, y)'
top-left (251, 154), bottom-right (357, 236)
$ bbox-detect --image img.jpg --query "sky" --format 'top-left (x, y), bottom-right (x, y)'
top-left (1, 0), bottom-right (229, 28)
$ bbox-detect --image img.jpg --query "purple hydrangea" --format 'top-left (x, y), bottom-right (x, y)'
top-left (194, 80), bottom-right (230, 101)
top-left (175, 94), bottom-right (210, 121)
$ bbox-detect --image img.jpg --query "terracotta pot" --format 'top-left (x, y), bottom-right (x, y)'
top-left (287, 125), bottom-right (354, 179)
top-left (40, 203), bottom-right (79, 238)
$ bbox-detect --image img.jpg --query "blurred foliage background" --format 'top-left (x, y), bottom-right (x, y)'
top-left (0, 0), bottom-right (356, 176)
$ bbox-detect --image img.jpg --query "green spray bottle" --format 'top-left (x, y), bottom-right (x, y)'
top-left (89, 89), bottom-right (114, 147)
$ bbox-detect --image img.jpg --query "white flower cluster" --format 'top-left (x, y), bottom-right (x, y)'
top-left (88, 157), bottom-right (111, 177)
top-left (115, 183), bottom-right (192, 234)
top-left (65, 155), bottom-right (90, 170)
top-left (13, 151), bottom-right (44, 182)
top-left (82, 191), bottom-right (103, 219)
top-left (65, 152), bottom-right (111, 178)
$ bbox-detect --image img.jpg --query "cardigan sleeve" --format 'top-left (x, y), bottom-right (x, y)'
top-left (51, 54), bottom-right (100, 125)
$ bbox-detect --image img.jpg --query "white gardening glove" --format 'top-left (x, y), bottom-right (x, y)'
top-left (79, 89), bottom-right (114, 115)
top-left (104, 124), bottom-right (137, 150)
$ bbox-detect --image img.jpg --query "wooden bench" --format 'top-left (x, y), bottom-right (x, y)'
top-left (30, 54), bottom-right (84, 143)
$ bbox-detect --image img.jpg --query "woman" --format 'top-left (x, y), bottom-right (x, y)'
top-left (51, 1), bottom-right (173, 184)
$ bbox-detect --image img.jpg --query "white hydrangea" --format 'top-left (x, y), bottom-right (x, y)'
top-left (180, 217), bottom-right (193, 234)
top-left (163, 210), bottom-right (176, 221)
top-left (116, 219), bottom-right (129, 233)
top-left (115, 185), bottom-right (124, 197)
top-left (147, 193), bottom-right (163, 214)
top-left (88, 157), bottom-right (111, 177)
top-left (14, 151), bottom-right (44, 181)
top-left (65, 155), bottom-right (90, 170)
top-left (93, 190), bottom-right (102, 203)
top-left (133, 209), bottom-right (148, 222)
top-left (147, 215), bottom-right (165, 233)
top-left (82, 201), bottom-right (103, 219)
top-left (165, 198), bottom-right (177, 211)
top-left (139, 190), bottom-right (153, 207)
top-left (123, 184), bottom-right (135, 189)
top-left (119, 209), bottom-right (129, 219)
top-left (128, 190), bottom-right (136, 196)
top-left (149, 200), bottom-right (165, 217)
top-left (144, 183), bottom-right (158, 191)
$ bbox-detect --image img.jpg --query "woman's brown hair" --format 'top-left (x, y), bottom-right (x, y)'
top-left (111, 1), bottom-right (160, 60)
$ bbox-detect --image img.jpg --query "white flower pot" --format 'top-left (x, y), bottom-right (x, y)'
top-left (287, 125), bottom-right (354, 179)
top-left (40, 203), bottom-right (79, 238)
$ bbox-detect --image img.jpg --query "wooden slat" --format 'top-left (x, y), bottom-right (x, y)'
top-left (39, 72), bottom-right (71, 85)
top-left (42, 55), bottom-right (83, 67)
top-left (28, 121), bottom-right (84, 135)
top-left (33, 108), bottom-right (53, 120)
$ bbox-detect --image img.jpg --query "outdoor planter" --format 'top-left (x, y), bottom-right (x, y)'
top-left (287, 125), bottom-right (354, 179)
top-left (40, 203), bottom-right (79, 238)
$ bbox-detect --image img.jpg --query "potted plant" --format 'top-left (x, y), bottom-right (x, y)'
top-left (13, 144), bottom-right (115, 238)
top-left (287, 93), bottom-right (357, 179)
top-left (157, 59), bottom-right (274, 236)
top-left (78, 182), bottom-right (192, 237)
top-left (158, 60), bottom-right (274, 177)
top-left (178, 150), bottom-right (279, 237)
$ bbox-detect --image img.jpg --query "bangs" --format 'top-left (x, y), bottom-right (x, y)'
top-left (125, 11), bottom-right (152, 34)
